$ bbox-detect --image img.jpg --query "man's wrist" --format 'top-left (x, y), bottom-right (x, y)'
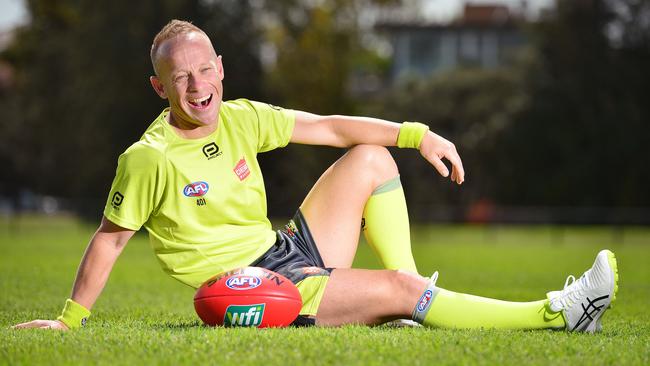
top-left (57, 299), bottom-right (91, 329)
top-left (397, 122), bottom-right (429, 149)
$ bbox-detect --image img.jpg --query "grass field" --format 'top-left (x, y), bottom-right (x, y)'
top-left (1, 215), bottom-right (649, 365)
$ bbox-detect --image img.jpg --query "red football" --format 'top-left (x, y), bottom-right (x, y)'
top-left (194, 267), bottom-right (302, 328)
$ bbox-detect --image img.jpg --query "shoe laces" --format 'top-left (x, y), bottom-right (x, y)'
top-left (553, 271), bottom-right (592, 309)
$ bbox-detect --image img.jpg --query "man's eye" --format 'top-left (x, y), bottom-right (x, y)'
top-left (174, 75), bottom-right (188, 83)
top-left (201, 67), bottom-right (213, 73)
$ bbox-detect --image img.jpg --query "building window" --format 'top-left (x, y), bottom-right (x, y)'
top-left (459, 31), bottom-right (480, 65)
top-left (409, 32), bottom-right (440, 75)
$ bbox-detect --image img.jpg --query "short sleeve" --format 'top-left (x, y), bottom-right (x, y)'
top-left (103, 143), bottom-right (166, 230)
top-left (245, 100), bottom-right (296, 152)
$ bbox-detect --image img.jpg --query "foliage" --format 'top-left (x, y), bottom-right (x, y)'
top-left (0, 0), bottom-right (648, 221)
top-left (0, 0), bottom-right (263, 209)
top-left (257, 0), bottom-right (399, 216)
top-left (363, 67), bottom-right (526, 211)
top-left (495, 0), bottom-right (650, 207)
top-left (263, 0), bottom-right (356, 114)
top-left (365, 0), bottom-right (650, 213)
top-left (261, 0), bottom-right (400, 114)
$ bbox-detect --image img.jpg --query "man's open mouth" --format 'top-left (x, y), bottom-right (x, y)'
top-left (188, 94), bottom-right (213, 109)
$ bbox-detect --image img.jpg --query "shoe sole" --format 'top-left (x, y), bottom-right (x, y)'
top-left (605, 250), bottom-right (619, 308)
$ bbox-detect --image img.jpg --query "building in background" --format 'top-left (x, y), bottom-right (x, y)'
top-left (378, 4), bottom-right (527, 82)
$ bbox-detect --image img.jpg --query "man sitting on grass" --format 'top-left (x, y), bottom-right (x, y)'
top-left (14, 20), bottom-right (618, 332)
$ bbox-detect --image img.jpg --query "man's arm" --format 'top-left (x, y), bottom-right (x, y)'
top-left (291, 111), bottom-right (465, 184)
top-left (12, 216), bottom-right (135, 330)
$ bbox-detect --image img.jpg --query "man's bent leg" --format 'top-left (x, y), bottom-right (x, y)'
top-left (419, 289), bottom-right (565, 329)
top-left (413, 274), bottom-right (565, 330)
top-left (416, 250), bottom-right (618, 331)
top-left (314, 269), bottom-right (565, 330)
top-left (300, 145), bottom-right (416, 270)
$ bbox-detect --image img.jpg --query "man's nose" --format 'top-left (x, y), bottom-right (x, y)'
top-left (187, 74), bottom-right (204, 91)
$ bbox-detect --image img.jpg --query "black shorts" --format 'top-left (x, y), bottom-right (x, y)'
top-left (251, 210), bottom-right (333, 326)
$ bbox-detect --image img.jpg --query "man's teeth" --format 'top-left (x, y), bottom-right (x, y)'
top-left (190, 95), bottom-right (211, 104)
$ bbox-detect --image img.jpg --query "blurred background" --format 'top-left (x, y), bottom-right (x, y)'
top-left (0, 0), bottom-right (648, 226)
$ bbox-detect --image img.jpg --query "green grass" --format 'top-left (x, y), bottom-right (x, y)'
top-left (1, 216), bottom-right (649, 365)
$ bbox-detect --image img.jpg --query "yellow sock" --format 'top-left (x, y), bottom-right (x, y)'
top-left (362, 176), bottom-right (418, 273)
top-left (413, 285), bottom-right (566, 329)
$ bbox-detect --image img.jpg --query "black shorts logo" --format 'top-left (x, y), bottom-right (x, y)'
top-left (111, 192), bottom-right (124, 209)
top-left (202, 142), bottom-right (222, 160)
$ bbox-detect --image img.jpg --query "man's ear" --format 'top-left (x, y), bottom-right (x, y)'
top-left (150, 76), bottom-right (167, 99)
top-left (216, 55), bottom-right (225, 81)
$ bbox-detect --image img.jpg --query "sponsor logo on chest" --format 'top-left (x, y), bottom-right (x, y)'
top-left (202, 142), bottom-right (222, 160)
top-left (233, 158), bottom-right (250, 181)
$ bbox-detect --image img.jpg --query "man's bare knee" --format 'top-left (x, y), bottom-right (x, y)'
top-left (370, 269), bottom-right (427, 317)
top-left (347, 145), bottom-right (398, 184)
top-left (385, 269), bottom-right (428, 314)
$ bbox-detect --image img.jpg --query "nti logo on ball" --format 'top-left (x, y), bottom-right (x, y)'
top-left (183, 181), bottom-right (209, 197)
top-left (225, 275), bottom-right (262, 290)
top-left (224, 304), bottom-right (265, 327)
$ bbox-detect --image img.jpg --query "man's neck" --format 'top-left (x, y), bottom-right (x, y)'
top-left (166, 112), bottom-right (218, 139)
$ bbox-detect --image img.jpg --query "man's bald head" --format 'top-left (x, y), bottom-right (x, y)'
top-left (150, 20), bottom-right (215, 75)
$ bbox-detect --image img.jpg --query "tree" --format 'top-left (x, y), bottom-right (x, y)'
top-left (0, 0), bottom-right (263, 216)
top-left (361, 0), bottom-right (650, 218)
top-left (496, 0), bottom-right (650, 207)
top-left (362, 67), bottom-right (527, 218)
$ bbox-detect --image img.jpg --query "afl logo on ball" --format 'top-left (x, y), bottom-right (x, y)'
top-left (225, 275), bottom-right (262, 290)
top-left (183, 181), bottom-right (209, 197)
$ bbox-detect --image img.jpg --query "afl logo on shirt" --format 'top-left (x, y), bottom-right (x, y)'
top-left (183, 181), bottom-right (209, 197)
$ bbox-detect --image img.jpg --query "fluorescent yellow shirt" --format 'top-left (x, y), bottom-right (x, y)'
top-left (103, 99), bottom-right (295, 288)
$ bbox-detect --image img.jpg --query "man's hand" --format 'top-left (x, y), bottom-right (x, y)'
top-left (12, 320), bottom-right (69, 330)
top-left (419, 131), bottom-right (465, 184)
top-left (11, 217), bottom-right (134, 332)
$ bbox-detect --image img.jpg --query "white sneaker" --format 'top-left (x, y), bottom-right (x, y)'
top-left (547, 249), bottom-right (619, 332)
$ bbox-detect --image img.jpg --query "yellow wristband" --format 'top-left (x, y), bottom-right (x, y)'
top-left (397, 122), bottom-right (429, 149)
top-left (57, 299), bottom-right (91, 329)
